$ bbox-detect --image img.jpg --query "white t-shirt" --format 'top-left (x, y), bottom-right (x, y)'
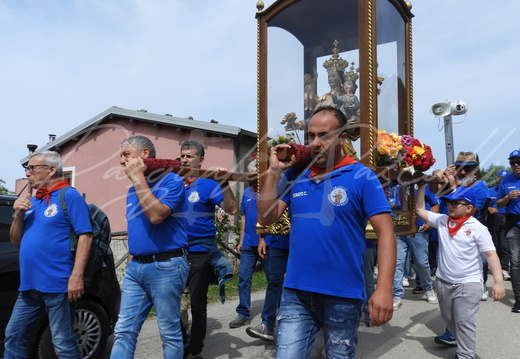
top-left (427, 212), bottom-right (495, 283)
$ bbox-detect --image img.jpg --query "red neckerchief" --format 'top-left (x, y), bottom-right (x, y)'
top-left (250, 184), bottom-right (257, 192)
top-left (184, 178), bottom-right (197, 188)
top-left (447, 215), bottom-right (472, 236)
top-left (35, 179), bottom-right (70, 204)
top-left (310, 155), bottom-right (357, 177)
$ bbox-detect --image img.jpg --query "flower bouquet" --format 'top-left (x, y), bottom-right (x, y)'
top-left (376, 130), bottom-right (435, 175)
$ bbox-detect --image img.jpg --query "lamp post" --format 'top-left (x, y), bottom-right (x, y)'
top-left (430, 101), bottom-right (468, 166)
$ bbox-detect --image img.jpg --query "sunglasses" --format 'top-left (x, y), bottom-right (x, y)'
top-left (510, 160), bottom-right (520, 166)
top-left (456, 165), bottom-right (478, 172)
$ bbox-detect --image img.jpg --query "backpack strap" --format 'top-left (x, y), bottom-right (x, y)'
top-left (58, 186), bottom-right (77, 252)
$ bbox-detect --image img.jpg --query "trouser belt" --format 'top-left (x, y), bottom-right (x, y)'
top-left (133, 248), bottom-right (185, 263)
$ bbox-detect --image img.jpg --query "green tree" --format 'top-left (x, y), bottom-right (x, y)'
top-left (478, 164), bottom-right (508, 188)
top-left (0, 179), bottom-right (15, 196)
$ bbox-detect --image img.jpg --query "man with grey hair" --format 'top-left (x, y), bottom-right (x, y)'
top-left (5, 151), bottom-right (93, 359)
top-left (180, 140), bottom-right (238, 359)
top-left (111, 135), bottom-right (189, 359)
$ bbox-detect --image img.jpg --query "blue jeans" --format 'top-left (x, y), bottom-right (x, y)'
top-left (236, 245), bottom-right (265, 319)
top-left (276, 288), bottom-right (362, 359)
top-left (393, 232), bottom-right (433, 298)
top-left (111, 255), bottom-right (189, 359)
top-left (260, 247), bottom-right (289, 330)
top-left (4, 290), bottom-right (79, 359)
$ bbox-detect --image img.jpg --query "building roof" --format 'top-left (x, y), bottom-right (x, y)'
top-left (20, 107), bottom-right (256, 164)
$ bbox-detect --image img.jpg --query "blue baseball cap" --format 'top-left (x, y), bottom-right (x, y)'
top-left (498, 170), bottom-right (509, 177)
top-left (440, 187), bottom-right (477, 206)
top-left (509, 150), bottom-right (520, 160)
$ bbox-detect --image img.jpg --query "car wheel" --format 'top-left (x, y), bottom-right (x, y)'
top-left (36, 300), bottom-right (110, 359)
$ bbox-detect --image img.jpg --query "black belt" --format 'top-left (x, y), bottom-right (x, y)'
top-left (133, 249), bottom-right (185, 263)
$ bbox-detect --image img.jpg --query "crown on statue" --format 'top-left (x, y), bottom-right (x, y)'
top-left (344, 62), bottom-right (359, 83)
top-left (322, 40), bottom-right (349, 73)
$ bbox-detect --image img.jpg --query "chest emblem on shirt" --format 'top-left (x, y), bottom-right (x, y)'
top-left (328, 186), bottom-right (348, 206)
top-left (188, 191), bottom-right (200, 203)
top-left (464, 228), bottom-right (472, 236)
top-left (44, 203), bottom-right (58, 217)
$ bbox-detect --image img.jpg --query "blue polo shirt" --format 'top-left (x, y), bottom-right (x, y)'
top-left (184, 178), bottom-right (224, 246)
top-left (489, 186), bottom-right (506, 214)
top-left (20, 188), bottom-right (92, 293)
top-left (126, 172), bottom-right (187, 255)
top-left (266, 234), bottom-right (289, 249)
top-left (280, 163), bottom-right (391, 299)
top-left (240, 186), bottom-right (260, 246)
top-left (498, 174), bottom-right (520, 215)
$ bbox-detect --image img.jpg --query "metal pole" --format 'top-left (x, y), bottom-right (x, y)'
top-left (443, 115), bottom-right (455, 166)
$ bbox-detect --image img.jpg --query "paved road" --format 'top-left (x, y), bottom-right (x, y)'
top-left (103, 276), bottom-right (517, 358)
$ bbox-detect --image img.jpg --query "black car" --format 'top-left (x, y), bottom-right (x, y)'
top-left (0, 195), bottom-right (120, 358)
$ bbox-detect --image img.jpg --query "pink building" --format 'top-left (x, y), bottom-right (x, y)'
top-left (15, 107), bottom-right (257, 232)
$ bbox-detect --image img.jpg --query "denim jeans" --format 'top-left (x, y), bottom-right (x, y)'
top-left (393, 232), bottom-right (433, 298)
top-left (111, 255), bottom-right (189, 359)
top-left (236, 245), bottom-right (265, 319)
top-left (276, 288), bottom-right (362, 359)
top-left (4, 290), bottom-right (79, 359)
top-left (507, 226), bottom-right (520, 301)
top-left (260, 247), bottom-right (289, 331)
top-left (185, 251), bottom-right (212, 355)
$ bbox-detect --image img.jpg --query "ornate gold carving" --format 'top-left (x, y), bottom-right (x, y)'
top-left (256, 210), bottom-right (291, 235)
top-left (392, 214), bottom-right (410, 226)
top-left (256, 1), bottom-right (264, 12)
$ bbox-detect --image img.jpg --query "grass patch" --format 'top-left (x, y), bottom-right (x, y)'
top-left (208, 269), bottom-right (268, 303)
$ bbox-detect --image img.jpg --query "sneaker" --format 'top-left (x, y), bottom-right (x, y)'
top-left (229, 316), bottom-right (251, 328)
top-left (511, 301), bottom-right (520, 313)
top-left (393, 296), bottom-right (403, 310)
top-left (403, 277), bottom-right (410, 287)
top-left (246, 323), bottom-right (274, 342)
top-left (481, 287), bottom-right (488, 301)
top-left (434, 331), bottom-right (457, 346)
top-left (503, 270), bottom-right (511, 280)
top-left (412, 287), bottom-right (424, 294)
top-left (425, 289), bottom-right (438, 304)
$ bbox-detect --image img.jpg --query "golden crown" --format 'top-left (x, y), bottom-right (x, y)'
top-left (344, 62), bottom-right (359, 83)
top-left (322, 40), bottom-right (349, 73)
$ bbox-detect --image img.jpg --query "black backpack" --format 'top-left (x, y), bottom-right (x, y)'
top-left (59, 187), bottom-right (111, 276)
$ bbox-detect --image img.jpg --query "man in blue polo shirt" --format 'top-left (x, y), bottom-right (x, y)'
top-left (497, 149), bottom-right (520, 313)
top-left (111, 136), bottom-right (189, 359)
top-left (180, 140), bottom-right (238, 359)
top-left (258, 106), bottom-right (396, 358)
top-left (5, 151), bottom-right (93, 359)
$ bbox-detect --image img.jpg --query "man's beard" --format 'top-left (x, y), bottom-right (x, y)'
top-left (456, 175), bottom-right (474, 187)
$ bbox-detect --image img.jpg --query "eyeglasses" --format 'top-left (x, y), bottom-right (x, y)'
top-left (446, 200), bottom-right (470, 208)
top-left (22, 164), bottom-right (49, 172)
top-left (510, 160), bottom-right (520, 166)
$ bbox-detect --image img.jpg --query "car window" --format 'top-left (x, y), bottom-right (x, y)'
top-left (0, 203), bottom-right (14, 243)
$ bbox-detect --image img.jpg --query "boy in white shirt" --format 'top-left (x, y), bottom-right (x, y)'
top-left (416, 184), bottom-right (505, 359)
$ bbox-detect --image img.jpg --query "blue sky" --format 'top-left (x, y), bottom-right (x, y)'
top-left (1, 0), bottom-right (519, 192)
